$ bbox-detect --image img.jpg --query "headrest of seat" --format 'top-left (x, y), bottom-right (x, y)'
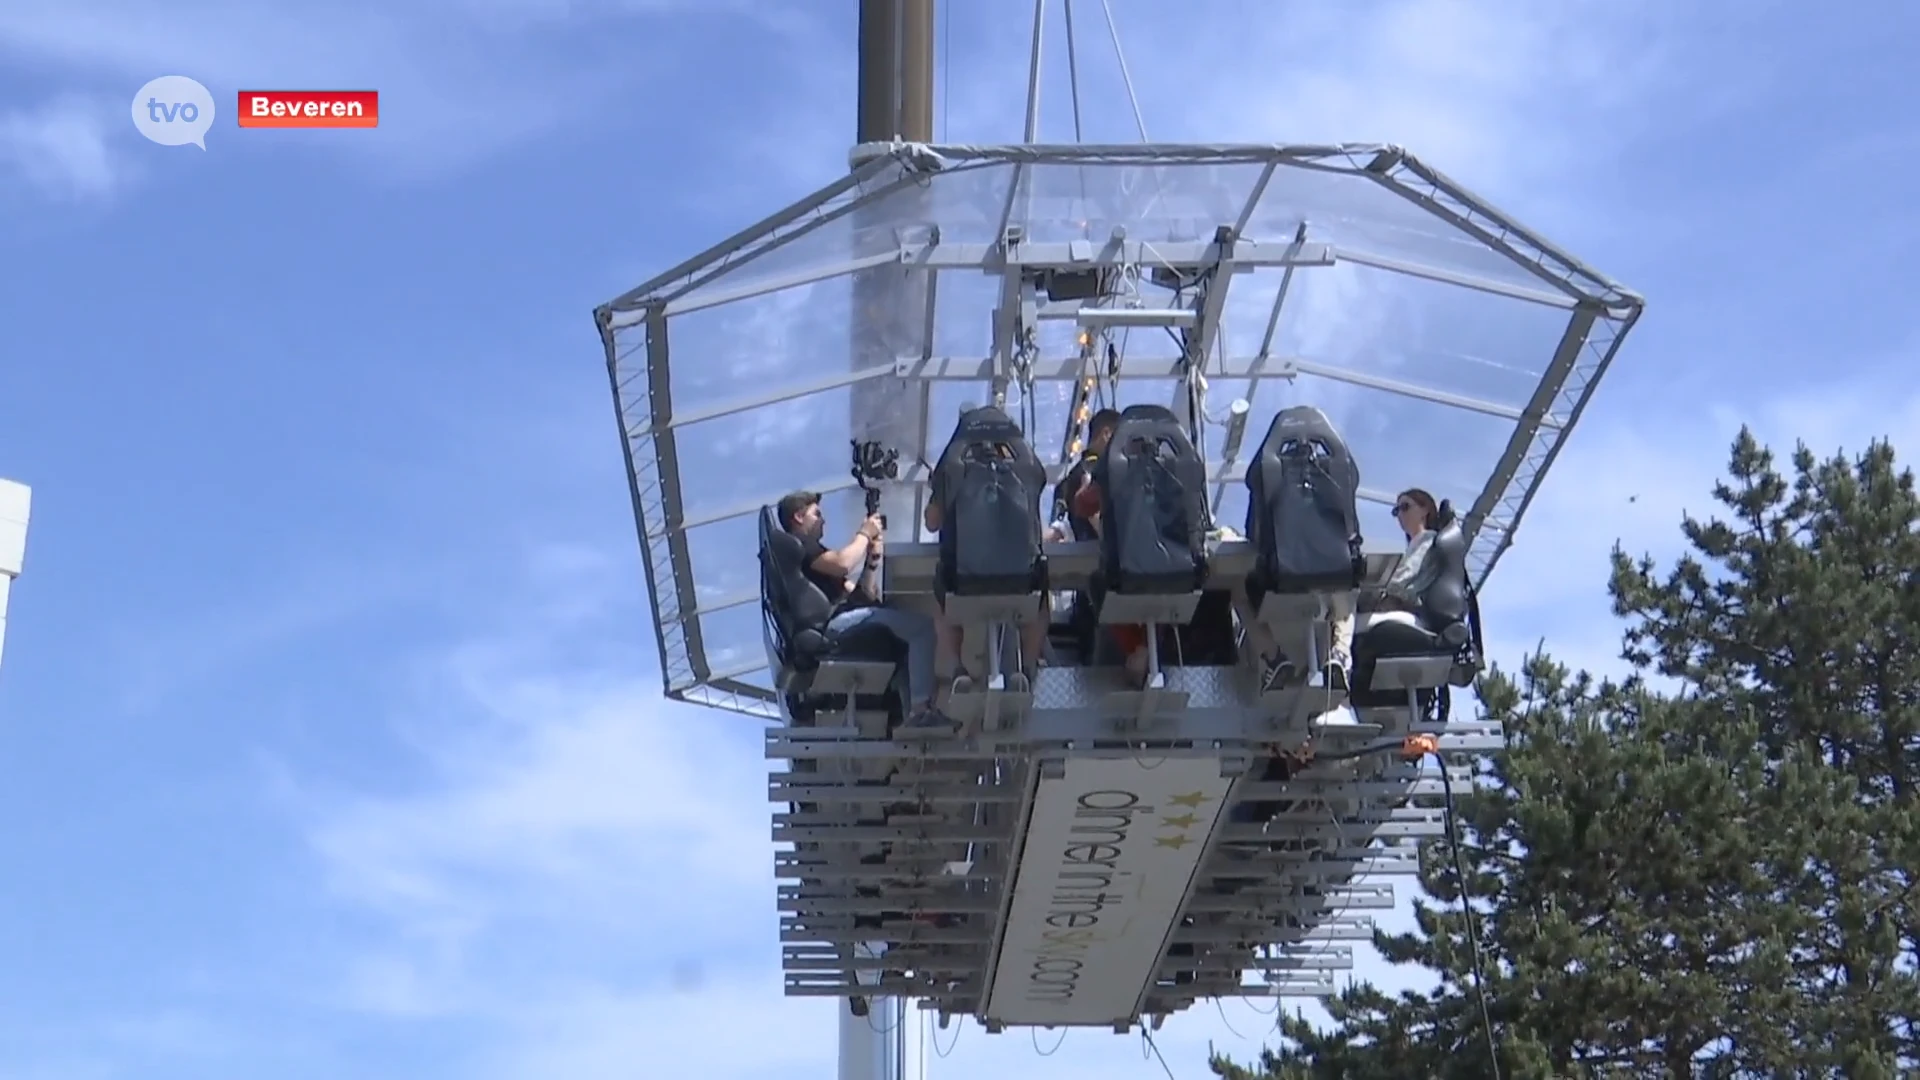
top-left (1108, 404), bottom-right (1199, 460)
top-left (1418, 500), bottom-right (1472, 628)
top-left (1256, 406), bottom-right (1349, 458)
top-left (759, 505), bottom-right (804, 568)
top-left (760, 504), bottom-right (836, 634)
top-left (1117, 403), bottom-right (1180, 425)
top-left (940, 406), bottom-right (1042, 477)
top-left (958, 403), bottom-right (1017, 428)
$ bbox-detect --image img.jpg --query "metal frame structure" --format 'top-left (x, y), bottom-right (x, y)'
top-left (595, 137), bottom-right (1643, 1037)
top-left (596, 142), bottom-right (1644, 721)
top-left (766, 715), bottom-right (1506, 1022)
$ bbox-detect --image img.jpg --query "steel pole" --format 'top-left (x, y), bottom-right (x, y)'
top-left (841, 5), bottom-right (934, 1075)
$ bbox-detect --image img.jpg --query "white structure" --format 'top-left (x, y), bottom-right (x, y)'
top-left (0, 478), bottom-right (28, 670)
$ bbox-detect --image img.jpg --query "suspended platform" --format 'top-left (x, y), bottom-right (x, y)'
top-left (595, 143), bottom-right (1642, 1031)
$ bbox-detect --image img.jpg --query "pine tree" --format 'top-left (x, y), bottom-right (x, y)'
top-left (1212, 430), bottom-right (1920, 1077)
top-left (1610, 430), bottom-right (1920, 1071)
top-left (1215, 664), bottom-right (1830, 1078)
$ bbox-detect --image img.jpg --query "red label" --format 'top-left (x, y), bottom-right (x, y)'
top-left (236, 91), bottom-right (378, 128)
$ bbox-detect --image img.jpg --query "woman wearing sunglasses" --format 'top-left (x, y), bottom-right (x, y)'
top-left (1381, 488), bottom-right (1440, 608)
top-left (1313, 487), bottom-right (1442, 694)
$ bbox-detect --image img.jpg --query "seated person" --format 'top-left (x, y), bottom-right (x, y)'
top-left (1046, 408), bottom-right (1121, 662)
top-left (1047, 408), bottom-right (1121, 542)
top-left (1289, 488), bottom-right (1440, 701)
top-left (1237, 593), bottom-right (1286, 692)
top-left (1247, 486), bottom-right (1436, 692)
top-left (776, 490), bottom-right (947, 728)
top-left (1367, 487), bottom-right (1441, 621)
top-left (1236, 411), bottom-right (1365, 696)
top-left (1071, 473), bottom-right (1154, 686)
top-left (1241, 543), bottom-right (1363, 699)
top-left (923, 452), bottom-right (1050, 694)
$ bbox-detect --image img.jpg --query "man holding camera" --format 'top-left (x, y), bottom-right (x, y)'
top-left (776, 490), bottom-right (946, 728)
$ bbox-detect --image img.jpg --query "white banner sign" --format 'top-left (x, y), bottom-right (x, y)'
top-left (983, 756), bottom-right (1232, 1026)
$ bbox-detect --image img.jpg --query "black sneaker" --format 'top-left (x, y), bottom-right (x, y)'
top-left (1326, 659), bottom-right (1349, 693)
top-left (903, 703), bottom-right (953, 731)
top-left (1260, 656), bottom-right (1296, 693)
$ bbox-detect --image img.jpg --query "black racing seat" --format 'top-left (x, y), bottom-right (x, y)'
top-left (1349, 500), bottom-right (1485, 707)
top-left (758, 506), bottom-right (908, 723)
top-left (1092, 404), bottom-right (1209, 605)
top-left (934, 405), bottom-right (1048, 621)
top-left (1243, 405), bottom-right (1362, 598)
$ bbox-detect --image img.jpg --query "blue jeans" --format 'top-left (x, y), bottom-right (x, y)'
top-left (827, 605), bottom-right (936, 706)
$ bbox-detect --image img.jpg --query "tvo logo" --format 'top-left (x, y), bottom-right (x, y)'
top-left (132, 75), bottom-right (216, 149)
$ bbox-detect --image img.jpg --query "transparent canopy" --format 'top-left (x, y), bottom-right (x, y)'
top-left (596, 144), bottom-right (1643, 718)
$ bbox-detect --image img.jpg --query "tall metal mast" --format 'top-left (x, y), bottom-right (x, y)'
top-left (842, 3), bottom-right (933, 1080)
top-left (850, 0), bottom-right (935, 535)
top-left (858, 0), bottom-right (933, 146)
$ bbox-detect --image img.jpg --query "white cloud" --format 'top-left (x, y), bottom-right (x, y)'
top-left (0, 95), bottom-right (125, 199)
top-left (274, 543), bottom-right (805, 1072)
top-left (306, 674), bottom-right (770, 939)
top-left (106, 554), bottom-right (438, 713)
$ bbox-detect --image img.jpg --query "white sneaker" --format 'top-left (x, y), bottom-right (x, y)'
top-left (1313, 705), bottom-right (1358, 727)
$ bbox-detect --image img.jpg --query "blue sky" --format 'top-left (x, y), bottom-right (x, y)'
top-left (0, 1), bottom-right (1914, 1077)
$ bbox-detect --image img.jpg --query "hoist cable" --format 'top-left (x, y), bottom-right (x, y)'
top-left (1097, 0), bottom-right (1148, 141)
top-left (1063, 0), bottom-right (1084, 142)
top-left (1022, 0), bottom-right (1045, 141)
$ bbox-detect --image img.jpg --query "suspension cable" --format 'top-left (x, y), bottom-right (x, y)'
top-left (1063, 0), bottom-right (1085, 142)
top-left (1097, 0), bottom-right (1148, 141)
top-left (1023, 0), bottom-right (1046, 142)
top-left (940, 0), bottom-right (951, 140)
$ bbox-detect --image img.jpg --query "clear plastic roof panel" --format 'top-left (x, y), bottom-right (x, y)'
top-left (597, 144), bottom-right (1644, 717)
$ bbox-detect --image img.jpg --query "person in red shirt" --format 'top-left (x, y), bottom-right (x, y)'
top-left (1050, 409), bottom-right (1121, 541)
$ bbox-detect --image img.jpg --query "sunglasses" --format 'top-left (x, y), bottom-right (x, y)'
top-left (1392, 502), bottom-right (1415, 514)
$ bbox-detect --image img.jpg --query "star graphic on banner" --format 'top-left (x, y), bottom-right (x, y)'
top-left (1167, 791), bottom-right (1212, 809)
top-left (1154, 833), bottom-right (1193, 849)
top-left (1160, 812), bottom-right (1199, 830)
